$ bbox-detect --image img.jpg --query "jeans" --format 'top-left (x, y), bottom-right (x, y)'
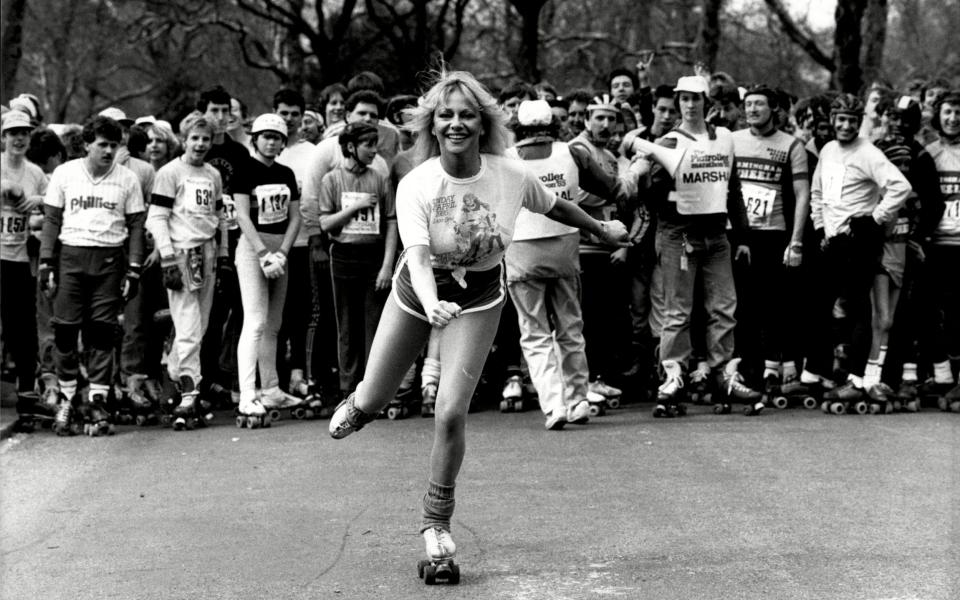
top-left (165, 240), bottom-right (217, 386)
top-left (121, 260), bottom-right (167, 381)
top-left (508, 275), bottom-right (589, 415)
top-left (657, 225), bottom-right (737, 369)
top-left (236, 233), bottom-right (288, 402)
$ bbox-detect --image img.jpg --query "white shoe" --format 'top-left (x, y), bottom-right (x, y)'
top-left (260, 387), bottom-right (303, 409)
top-left (588, 379), bottom-right (622, 397)
top-left (567, 400), bottom-right (591, 425)
top-left (545, 408), bottom-right (567, 430)
top-left (502, 375), bottom-right (523, 399)
top-left (423, 526), bottom-right (456, 560)
top-left (238, 395), bottom-right (267, 417)
top-left (328, 392), bottom-right (375, 439)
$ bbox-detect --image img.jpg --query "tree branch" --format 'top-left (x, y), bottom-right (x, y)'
top-left (762, 0), bottom-right (834, 70)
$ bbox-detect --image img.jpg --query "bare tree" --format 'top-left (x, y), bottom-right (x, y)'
top-left (504, 0), bottom-right (550, 82)
top-left (1, 0), bottom-right (28, 99)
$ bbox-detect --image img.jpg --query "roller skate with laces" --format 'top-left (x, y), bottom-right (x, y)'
top-left (653, 360), bottom-right (687, 418)
top-left (588, 377), bottom-right (622, 410)
top-left (822, 379), bottom-right (869, 415)
top-left (866, 381), bottom-right (895, 414)
top-left (714, 358), bottom-right (764, 416)
top-left (82, 390), bottom-right (116, 436)
top-left (328, 389), bottom-right (376, 439)
top-left (687, 360), bottom-right (713, 404)
top-left (417, 526), bottom-right (460, 585)
top-left (261, 386), bottom-right (307, 422)
top-left (235, 394), bottom-right (270, 429)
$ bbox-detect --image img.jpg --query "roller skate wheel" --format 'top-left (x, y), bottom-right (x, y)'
top-left (937, 397), bottom-right (948, 411)
top-left (499, 399), bottom-right (511, 413)
top-left (802, 396), bottom-right (817, 410)
top-left (423, 564), bottom-right (437, 585)
top-left (173, 418), bottom-right (186, 431)
top-left (949, 401), bottom-right (960, 412)
top-left (652, 406), bottom-right (666, 418)
top-left (853, 401), bottom-right (868, 415)
top-left (268, 409), bottom-right (282, 422)
top-left (292, 407), bottom-right (306, 420)
top-left (387, 407), bottom-right (401, 420)
top-left (820, 401), bottom-right (831, 413)
top-left (713, 403), bottom-right (731, 415)
top-left (744, 402), bottom-right (764, 416)
top-left (829, 402), bottom-right (846, 415)
top-left (135, 415), bottom-right (148, 426)
top-left (675, 404), bottom-right (687, 416)
top-left (588, 404), bottom-right (602, 417)
top-left (606, 397), bottom-right (621, 410)
top-left (772, 396), bottom-right (788, 409)
top-left (891, 399), bottom-right (903, 411)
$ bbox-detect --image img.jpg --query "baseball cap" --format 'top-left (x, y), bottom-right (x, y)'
top-left (135, 115), bottom-right (157, 126)
top-left (674, 76), bottom-right (709, 95)
top-left (517, 100), bottom-right (553, 126)
top-left (1, 110), bottom-right (34, 132)
top-left (99, 107), bottom-right (134, 125)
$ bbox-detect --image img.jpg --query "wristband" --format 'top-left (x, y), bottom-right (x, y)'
top-left (788, 242), bottom-right (803, 250)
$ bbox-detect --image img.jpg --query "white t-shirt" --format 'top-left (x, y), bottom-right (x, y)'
top-left (397, 154), bottom-right (556, 272)
top-left (1, 154), bottom-right (47, 262)
top-left (147, 158), bottom-right (223, 255)
top-left (44, 159), bottom-right (144, 248)
top-left (277, 139), bottom-right (316, 247)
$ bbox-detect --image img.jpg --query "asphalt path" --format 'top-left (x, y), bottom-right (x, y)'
top-left (2, 403), bottom-right (957, 599)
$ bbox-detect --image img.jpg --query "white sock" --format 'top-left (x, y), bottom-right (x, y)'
top-left (933, 360), bottom-right (955, 384)
top-left (849, 374), bottom-right (864, 389)
top-left (782, 361), bottom-right (798, 381)
top-left (59, 379), bottom-right (77, 400)
top-left (764, 360), bottom-right (781, 380)
top-left (901, 363), bottom-right (918, 383)
top-left (800, 369), bottom-right (822, 384)
top-left (863, 362), bottom-right (882, 389)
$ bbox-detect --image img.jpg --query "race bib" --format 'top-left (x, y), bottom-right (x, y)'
top-left (0, 206), bottom-right (29, 245)
top-left (742, 183), bottom-right (777, 228)
top-left (821, 162), bottom-right (846, 206)
top-left (221, 194), bottom-right (238, 230)
top-left (940, 198), bottom-right (960, 235)
top-left (340, 191), bottom-right (379, 236)
top-left (183, 177), bottom-right (215, 217)
top-left (891, 216), bottom-right (910, 237)
top-left (254, 184), bottom-right (290, 226)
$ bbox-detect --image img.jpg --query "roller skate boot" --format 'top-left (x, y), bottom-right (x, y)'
top-left (653, 360), bottom-right (687, 418)
top-left (687, 361), bottom-right (712, 404)
top-left (588, 378), bottom-right (622, 410)
top-left (715, 359), bottom-right (764, 415)
top-left (586, 390), bottom-right (607, 417)
top-left (544, 406), bottom-right (567, 430)
top-left (567, 399), bottom-right (591, 425)
top-left (762, 374), bottom-right (787, 409)
top-left (866, 382), bottom-right (895, 414)
top-left (328, 390), bottom-right (376, 439)
top-left (125, 374), bottom-right (158, 426)
top-left (777, 377), bottom-right (823, 410)
top-left (418, 526), bottom-right (460, 585)
top-left (51, 389), bottom-right (81, 436)
top-left (157, 373), bottom-right (181, 427)
top-left (939, 383), bottom-right (960, 412)
top-left (205, 382), bottom-right (235, 410)
top-left (261, 386), bottom-right (307, 421)
top-left (82, 392), bottom-right (115, 437)
top-left (14, 392), bottom-right (55, 433)
top-left (499, 375), bottom-right (525, 412)
top-left (420, 382), bottom-right (438, 418)
top-left (893, 380), bottom-right (918, 412)
top-left (822, 380), bottom-right (868, 415)
top-left (235, 395), bottom-right (270, 429)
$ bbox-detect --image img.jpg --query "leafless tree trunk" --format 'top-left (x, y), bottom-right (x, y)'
top-left (861, 0), bottom-right (888, 88)
top-left (700, 0), bottom-right (723, 72)
top-left (506, 0), bottom-right (549, 82)
top-left (1, 0), bottom-right (28, 98)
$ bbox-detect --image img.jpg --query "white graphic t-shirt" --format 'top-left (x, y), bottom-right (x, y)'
top-left (397, 155), bottom-right (556, 272)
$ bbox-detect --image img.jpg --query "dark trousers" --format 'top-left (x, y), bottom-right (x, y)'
top-left (1, 260), bottom-right (38, 391)
top-left (278, 246), bottom-right (314, 385)
top-left (330, 243), bottom-right (388, 395)
top-left (804, 233), bottom-right (883, 379)
top-left (120, 260), bottom-right (167, 380)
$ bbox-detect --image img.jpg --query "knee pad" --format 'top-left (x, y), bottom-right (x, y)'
top-left (84, 321), bottom-right (119, 353)
top-left (53, 323), bottom-right (81, 353)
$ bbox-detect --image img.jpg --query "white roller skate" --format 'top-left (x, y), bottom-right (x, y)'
top-left (653, 360), bottom-right (687, 418)
top-left (261, 386), bottom-right (307, 421)
top-left (588, 378), bottom-right (622, 409)
top-left (418, 526), bottom-right (459, 585)
top-left (499, 375), bottom-right (525, 412)
top-left (236, 395), bottom-right (270, 429)
top-left (567, 400), bottom-right (591, 425)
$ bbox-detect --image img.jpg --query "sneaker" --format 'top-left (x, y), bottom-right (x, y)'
top-left (328, 392), bottom-right (375, 439)
top-left (502, 375), bottom-right (523, 400)
top-left (260, 387), bottom-right (303, 409)
top-left (589, 379), bottom-right (622, 398)
top-left (567, 400), bottom-right (591, 425)
top-left (545, 407), bottom-right (567, 430)
top-left (423, 526), bottom-right (456, 560)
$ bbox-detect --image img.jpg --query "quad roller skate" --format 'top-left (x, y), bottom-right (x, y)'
top-left (285, 373), bottom-right (322, 420)
top-left (687, 361), bottom-right (713, 405)
top-left (774, 378), bottom-right (825, 410)
top-left (261, 387), bottom-right (307, 422)
top-left (417, 526), bottom-right (460, 585)
top-left (652, 360), bottom-right (687, 418)
top-left (420, 382), bottom-right (438, 418)
top-left (385, 384), bottom-right (419, 420)
top-left (588, 378), bottom-right (622, 410)
top-left (157, 373), bottom-right (181, 427)
top-left (821, 381), bottom-right (869, 415)
top-left (235, 395), bottom-right (271, 429)
top-left (714, 359), bottom-right (764, 416)
top-left (499, 375), bottom-right (527, 412)
top-left (82, 391), bottom-right (116, 437)
top-left (303, 387), bottom-right (338, 420)
top-left (51, 388), bottom-right (82, 436)
top-left (172, 376), bottom-right (212, 431)
top-left (123, 374), bottom-right (160, 426)
top-left (14, 391), bottom-right (56, 433)
top-left (893, 380), bottom-right (919, 412)
top-left (866, 382), bottom-right (895, 414)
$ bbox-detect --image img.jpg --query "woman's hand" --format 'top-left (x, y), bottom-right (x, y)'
top-left (599, 220), bottom-right (631, 247)
top-left (375, 265), bottom-right (393, 290)
top-left (425, 300), bottom-right (462, 329)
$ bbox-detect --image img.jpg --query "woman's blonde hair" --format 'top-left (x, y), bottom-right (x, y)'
top-left (404, 70), bottom-right (509, 166)
top-left (147, 122), bottom-right (181, 160)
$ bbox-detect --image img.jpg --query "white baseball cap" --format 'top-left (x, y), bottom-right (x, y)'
top-left (98, 107), bottom-right (134, 125)
top-left (1, 110), bottom-right (33, 132)
top-left (517, 100), bottom-right (553, 126)
top-left (674, 76), bottom-right (709, 95)
top-left (135, 115), bottom-right (157, 126)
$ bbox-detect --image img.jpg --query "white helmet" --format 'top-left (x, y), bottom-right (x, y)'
top-left (251, 113), bottom-right (288, 138)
